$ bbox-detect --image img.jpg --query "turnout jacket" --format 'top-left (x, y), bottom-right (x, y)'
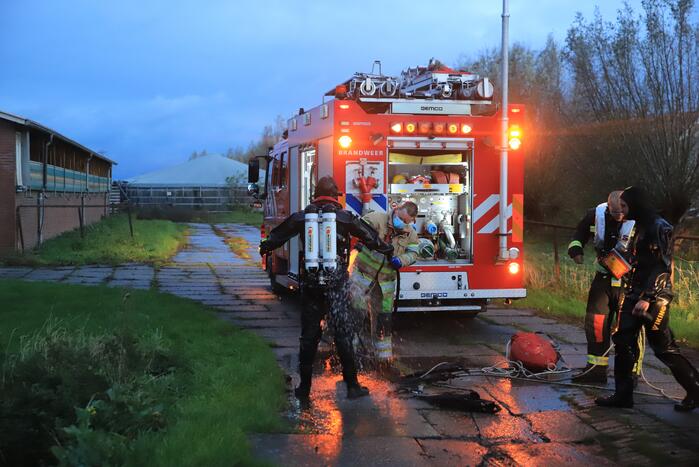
top-left (362, 210), bottom-right (420, 267)
top-left (568, 203), bottom-right (623, 260)
top-left (260, 199), bottom-right (394, 271)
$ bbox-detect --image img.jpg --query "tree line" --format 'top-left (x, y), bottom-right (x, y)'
top-left (458, 0), bottom-right (698, 225)
top-left (189, 115), bottom-right (286, 163)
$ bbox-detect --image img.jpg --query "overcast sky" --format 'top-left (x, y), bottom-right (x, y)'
top-left (1, 0), bottom-right (650, 178)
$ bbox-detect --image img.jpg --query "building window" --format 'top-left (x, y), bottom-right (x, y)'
top-left (15, 132), bottom-right (24, 186)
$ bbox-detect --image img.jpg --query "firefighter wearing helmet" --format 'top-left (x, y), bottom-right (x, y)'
top-left (567, 190), bottom-right (642, 383)
top-left (596, 187), bottom-right (699, 411)
top-left (259, 176), bottom-right (393, 401)
top-left (350, 201), bottom-right (420, 363)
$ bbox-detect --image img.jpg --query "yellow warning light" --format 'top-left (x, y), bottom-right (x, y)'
top-left (508, 125), bottom-right (522, 150)
top-left (447, 123), bottom-right (458, 134)
top-left (338, 135), bottom-right (352, 148)
top-left (508, 262), bottom-right (520, 274)
top-left (405, 122), bottom-right (417, 133)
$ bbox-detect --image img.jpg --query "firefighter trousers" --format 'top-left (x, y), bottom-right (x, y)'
top-left (299, 280), bottom-right (360, 388)
top-left (613, 297), bottom-right (699, 400)
top-left (349, 248), bottom-right (397, 361)
top-left (584, 272), bottom-right (642, 370)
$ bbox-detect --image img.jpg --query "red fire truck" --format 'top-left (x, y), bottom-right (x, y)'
top-left (248, 60), bottom-right (525, 313)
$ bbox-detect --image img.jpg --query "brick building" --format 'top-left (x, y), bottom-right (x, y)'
top-left (0, 110), bottom-right (115, 252)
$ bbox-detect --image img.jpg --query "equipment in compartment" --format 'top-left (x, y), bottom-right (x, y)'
top-left (388, 150), bottom-right (471, 263)
top-left (388, 191), bottom-right (471, 263)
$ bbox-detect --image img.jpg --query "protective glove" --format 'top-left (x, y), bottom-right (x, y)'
top-left (568, 245), bottom-right (583, 259)
top-left (390, 256), bottom-right (402, 270)
top-left (259, 240), bottom-right (271, 257)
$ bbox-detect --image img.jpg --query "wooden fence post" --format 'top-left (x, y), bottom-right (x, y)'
top-left (552, 226), bottom-right (560, 282)
top-left (79, 195), bottom-right (85, 238)
top-left (127, 203), bottom-right (134, 239)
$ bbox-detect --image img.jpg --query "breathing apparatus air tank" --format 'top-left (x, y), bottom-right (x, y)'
top-left (304, 205), bottom-right (320, 273)
top-left (616, 220), bottom-right (636, 253)
top-left (320, 205), bottom-right (337, 272)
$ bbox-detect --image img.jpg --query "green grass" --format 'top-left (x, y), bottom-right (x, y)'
top-left (3, 214), bottom-right (187, 266)
top-left (196, 210), bottom-right (263, 226)
top-left (135, 206), bottom-right (263, 226)
top-left (522, 232), bottom-right (699, 348)
top-left (0, 279), bottom-right (286, 466)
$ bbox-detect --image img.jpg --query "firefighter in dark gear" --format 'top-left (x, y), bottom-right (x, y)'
top-left (596, 187), bottom-right (699, 411)
top-left (568, 191), bottom-right (639, 383)
top-left (259, 176), bottom-right (394, 401)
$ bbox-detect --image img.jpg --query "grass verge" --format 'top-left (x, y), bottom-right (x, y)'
top-left (523, 234), bottom-right (699, 348)
top-left (136, 206), bottom-right (263, 226)
top-left (0, 280), bottom-right (286, 466)
top-left (2, 214), bottom-right (187, 266)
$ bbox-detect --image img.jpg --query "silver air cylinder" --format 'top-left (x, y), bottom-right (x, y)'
top-left (304, 208), bottom-right (320, 272)
top-left (320, 207), bottom-right (337, 271)
top-left (616, 220), bottom-right (636, 252)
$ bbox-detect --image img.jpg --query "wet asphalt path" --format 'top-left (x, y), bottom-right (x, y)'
top-left (3, 223), bottom-right (699, 466)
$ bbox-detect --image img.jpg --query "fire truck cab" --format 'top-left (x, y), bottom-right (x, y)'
top-left (249, 60), bottom-right (525, 313)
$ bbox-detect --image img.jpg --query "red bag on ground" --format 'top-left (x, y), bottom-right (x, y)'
top-left (509, 332), bottom-right (559, 372)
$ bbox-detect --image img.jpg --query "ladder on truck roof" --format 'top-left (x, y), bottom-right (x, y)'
top-left (326, 58), bottom-right (494, 102)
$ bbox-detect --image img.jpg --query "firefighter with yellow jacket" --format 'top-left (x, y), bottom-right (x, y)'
top-left (350, 202), bottom-right (420, 362)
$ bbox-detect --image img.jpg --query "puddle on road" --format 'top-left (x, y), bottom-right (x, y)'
top-left (286, 350), bottom-right (580, 441)
top-left (287, 353), bottom-right (421, 437)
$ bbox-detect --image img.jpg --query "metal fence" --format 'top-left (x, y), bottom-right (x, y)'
top-left (526, 219), bottom-right (699, 282)
top-left (16, 199), bottom-right (134, 252)
top-left (124, 185), bottom-right (250, 209)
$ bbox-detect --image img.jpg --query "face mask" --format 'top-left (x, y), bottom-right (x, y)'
top-left (393, 215), bottom-right (406, 230)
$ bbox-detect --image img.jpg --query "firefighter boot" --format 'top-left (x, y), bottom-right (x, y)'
top-left (346, 383), bottom-right (370, 399)
top-left (375, 313), bottom-right (394, 363)
top-left (294, 363), bottom-right (313, 400)
top-left (336, 335), bottom-right (370, 399)
top-left (653, 350), bottom-right (699, 412)
top-left (595, 393), bottom-right (634, 408)
top-left (596, 341), bottom-right (636, 408)
top-left (675, 395), bottom-right (698, 412)
top-left (572, 364), bottom-right (607, 384)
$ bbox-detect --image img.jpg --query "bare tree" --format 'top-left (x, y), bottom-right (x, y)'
top-left (457, 40), bottom-right (571, 220)
top-left (565, 0), bottom-right (699, 223)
